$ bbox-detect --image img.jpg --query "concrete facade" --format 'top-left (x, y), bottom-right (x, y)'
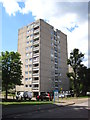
top-left (16, 19), bottom-right (69, 96)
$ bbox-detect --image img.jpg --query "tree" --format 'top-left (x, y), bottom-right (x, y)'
top-left (67, 48), bottom-right (84, 97)
top-left (78, 66), bottom-right (90, 96)
top-left (1, 51), bottom-right (23, 100)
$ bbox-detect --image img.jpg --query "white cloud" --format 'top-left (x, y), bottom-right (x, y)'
top-left (0, 0), bottom-right (21, 16)
top-left (0, 0), bottom-right (89, 67)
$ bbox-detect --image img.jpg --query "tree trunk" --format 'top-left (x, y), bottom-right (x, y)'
top-left (5, 85), bottom-right (8, 100)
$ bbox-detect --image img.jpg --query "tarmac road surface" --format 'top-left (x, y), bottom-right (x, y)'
top-left (2, 100), bottom-right (89, 119)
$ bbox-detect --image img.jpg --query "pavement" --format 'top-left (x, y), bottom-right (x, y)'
top-left (54, 97), bottom-right (89, 106)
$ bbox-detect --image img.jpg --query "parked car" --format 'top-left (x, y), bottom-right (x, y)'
top-left (16, 91), bottom-right (24, 100)
top-left (36, 93), bottom-right (52, 101)
top-left (23, 91), bottom-right (33, 100)
top-left (59, 93), bottom-right (65, 98)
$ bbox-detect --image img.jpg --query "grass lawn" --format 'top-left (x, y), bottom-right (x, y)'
top-left (0, 101), bottom-right (53, 105)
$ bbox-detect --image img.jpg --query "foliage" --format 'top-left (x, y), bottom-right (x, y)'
top-left (67, 48), bottom-right (84, 97)
top-left (1, 51), bottom-right (23, 100)
top-left (78, 66), bottom-right (90, 95)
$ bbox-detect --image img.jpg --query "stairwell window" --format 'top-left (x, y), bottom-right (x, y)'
top-left (25, 78), bottom-right (28, 81)
top-left (25, 85), bottom-right (28, 87)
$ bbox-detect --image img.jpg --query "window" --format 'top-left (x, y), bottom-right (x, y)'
top-left (25, 78), bottom-right (28, 80)
top-left (33, 37), bottom-right (39, 42)
top-left (55, 85), bottom-right (58, 87)
top-left (55, 76), bottom-right (58, 79)
top-left (30, 24), bottom-right (33, 28)
top-left (55, 70), bottom-right (58, 74)
top-left (54, 31), bottom-right (57, 36)
top-left (30, 40), bottom-right (33, 43)
top-left (25, 85), bottom-right (28, 87)
top-left (58, 46), bottom-right (60, 50)
top-left (25, 71), bottom-right (28, 75)
top-left (51, 53), bottom-right (54, 57)
top-left (29, 58), bottom-right (32, 61)
top-left (25, 65), bottom-right (28, 68)
top-left (27, 25), bottom-right (30, 29)
top-left (29, 85), bottom-right (32, 87)
top-left (29, 78), bottom-right (32, 80)
top-left (54, 53), bottom-right (58, 57)
top-left (30, 34), bottom-right (33, 38)
top-left (55, 58), bottom-right (58, 63)
top-left (51, 42), bottom-right (54, 46)
top-left (27, 41), bottom-right (29, 45)
top-left (29, 64), bottom-right (32, 67)
top-left (54, 43), bottom-right (57, 46)
top-left (26, 53), bottom-right (29, 56)
top-left (34, 77), bottom-right (39, 80)
top-left (33, 50), bottom-right (39, 54)
top-left (25, 59), bottom-right (28, 63)
top-left (29, 71), bottom-right (32, 74)
top-left (27, 30), bottom-right (30, 34)
top-left (54, 47), bottom-right (58, 52)
top-left (26, 47), bottom-right (28, 50)
top-left (30, 28), bottom-right (33, 32)
top-left (51, 66), bottom-right (54, 69)
top-left (55, 64), bottom-right (58, 69)
top-left (51, 49), bottom-right (53, 54)
top-left (33, 70), bottom-right (38, 74)
top-left (57, 35), bottom-right (60, 39)
top-left (34, 84), bottom-right (38, 87)
top-left (51, 36), bottom-right (53, 40)
top-left (27, 36), bottom-right (29, 39)
top-left (51, 31), bottom-right (54, 35)
top-left (58, 40), bottom-right (60, 44)
top-left (30, 46), bottom-right (33, 49)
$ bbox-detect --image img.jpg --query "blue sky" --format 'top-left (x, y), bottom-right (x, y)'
top-left (2, 3), bottom-right (34, 52)
top-left (0, 0), bottom-right (88, 67)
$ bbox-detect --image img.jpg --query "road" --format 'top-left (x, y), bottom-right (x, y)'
top-left (2, 101), bottom-right (89, 119)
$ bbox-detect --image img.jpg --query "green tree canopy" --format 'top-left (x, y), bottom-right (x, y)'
top-left (67, 48), bottom-right (84, 97)
top-left (1, 51), bottom-right (23, 99)
top-left (78, 66), bottom-right (90, 95)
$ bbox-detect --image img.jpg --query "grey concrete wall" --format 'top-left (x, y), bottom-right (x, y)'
top-left (40, 20), bottom-right (52, 92)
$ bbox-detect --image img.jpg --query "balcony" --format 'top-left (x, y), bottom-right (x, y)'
top-left (34, 24), bottom-right (40, 28)
top-left (33, 66), bottom-right (39, 71)
top-left (33, 50), bottom-right (39, 57)
top-left (55, 80), bottom-right (58, 83)
top-left (33, 46), bottom-right (39, 51)
top-left (32, 87), bottom-right (39, 90)
top-left (33, 56), bottom-right (39, 61)
top-left (33, 63), bottom-right (39, 70)
top-left (32, 87), bottom-right (39, 92)
top-left (34, 34), bottom-right (39, 40)
top-left (33, 73), bottom-right (39, 76)
top-left (32, 80), bottom-right (39, 84)
top-left (33, 40), bottom-right (39, 46)
top-left (34, 29), bottom-right (39, 34)
top-left (33, 53), bottom-right (39, 58)
top-left (33, 67), bottom-right (39, 71)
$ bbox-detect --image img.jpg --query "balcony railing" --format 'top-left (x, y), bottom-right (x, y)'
top-left (33, 53), bottom-right (39, 57)
top-left (34, 24), bottom-right (40, 28)
top-left (32, 80), bottom-right (39, 84)
top-left (34, 35), bottom-right (39, 40)
top-left (33, 41), bottom-right (39, 45)
top-left (34, 29), bottom-right (39, 34)
top-left (33, 66), bottom-right (39, 70)
top-left (33, 73), bottom-right (39, 76)
top-left (33, 46), bottom-right (39, 51)
top-left (32, 87), bottom-right (39, 90)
